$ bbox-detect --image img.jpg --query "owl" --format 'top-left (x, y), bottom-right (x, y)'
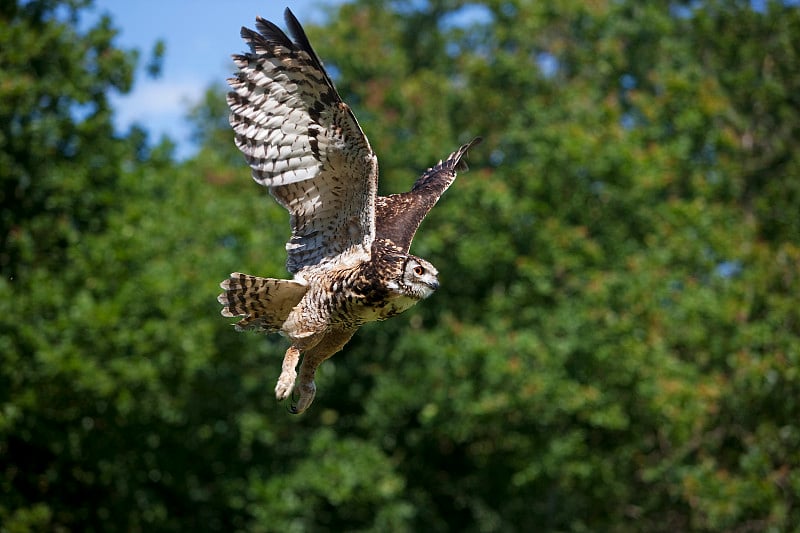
top-left (218, 8), bottom-right (480, 413)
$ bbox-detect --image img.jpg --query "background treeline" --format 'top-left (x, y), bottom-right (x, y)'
top-left (2, 0), bottom-right (799, 531)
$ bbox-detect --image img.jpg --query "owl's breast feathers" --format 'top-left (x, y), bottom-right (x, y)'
top-left (303, 240), bottom-right (417, 327)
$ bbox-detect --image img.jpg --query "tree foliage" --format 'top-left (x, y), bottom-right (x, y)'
top-left (2, 0), bottom-right (799, 531)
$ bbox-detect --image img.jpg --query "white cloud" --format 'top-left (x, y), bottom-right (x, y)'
top-left (110, 78), bottom-right (206, 158)
top-left (112, 78), bottom-right (203, 125)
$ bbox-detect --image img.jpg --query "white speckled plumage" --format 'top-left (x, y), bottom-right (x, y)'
top-left (219, 8), bottom-right (481, 414)
top-left (228, 16), bottom-right (377, 274)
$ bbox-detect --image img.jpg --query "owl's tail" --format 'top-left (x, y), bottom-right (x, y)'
top-left (218, 272), bottom-right (307, 332)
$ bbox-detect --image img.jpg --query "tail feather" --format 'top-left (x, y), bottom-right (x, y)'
top-left (218, 272), bottom-right (307, 332)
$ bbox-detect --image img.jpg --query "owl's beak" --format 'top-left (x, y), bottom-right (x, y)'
top-left (428, 280), bottom-right (440, 291)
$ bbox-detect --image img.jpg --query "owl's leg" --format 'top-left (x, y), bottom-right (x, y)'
top-left (290, 350), bottom-right (324, 415)
top-left (275, 345), bottom-right (301, 401)
top-left (275, 331), bottom-right (323, 402)
top-left (289, 328), bottom-right (357, 414)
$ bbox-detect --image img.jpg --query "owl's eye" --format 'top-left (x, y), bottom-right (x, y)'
top-left (413, 265), bottom-right (425, 276)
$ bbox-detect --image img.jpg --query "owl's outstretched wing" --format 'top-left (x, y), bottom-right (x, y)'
top-left (375, 138), bottom-right (481, 253)
top-left (228, 8), bottom-right (378, 274)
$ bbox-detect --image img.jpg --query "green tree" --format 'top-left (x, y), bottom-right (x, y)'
top-left (0, 0), bottom-right (139, 276)
top-left (2, 0), bottom-right (799, 531)
top-left (295, 1), bottom-right (800, 530)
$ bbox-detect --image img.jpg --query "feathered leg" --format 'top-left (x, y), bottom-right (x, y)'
top-left (273, 331), bottom-right (324, 402)
top-left (288, 327), bottom-right (356, 414)
top-left (275, 345), bottom-right (302, 401)
top-left (273, 295), bottom-right (322, 403)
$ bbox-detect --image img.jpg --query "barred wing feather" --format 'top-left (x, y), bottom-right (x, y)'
top-left (228, 8), bottom-right (378, 274)
top-left (375, 138), bottom-right (481, 253)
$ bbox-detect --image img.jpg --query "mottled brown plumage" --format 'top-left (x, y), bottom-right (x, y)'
top-left (376, 138), bottom-right (482, 252)
top-left (218, 8), bottom-right (480, 413)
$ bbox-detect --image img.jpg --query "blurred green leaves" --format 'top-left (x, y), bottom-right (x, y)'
top-left (2, 0), bottom-right (800, 531)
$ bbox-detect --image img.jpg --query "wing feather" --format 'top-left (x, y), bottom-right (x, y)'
top-left (375, 138), bottom-right (481, 253)
top-left (229, 8), bottom-right (378, 274)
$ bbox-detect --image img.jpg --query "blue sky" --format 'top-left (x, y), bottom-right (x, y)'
top-left (89, 1), bottom-right (338, 158)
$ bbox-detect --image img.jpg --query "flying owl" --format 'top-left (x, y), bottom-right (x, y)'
top-left (218, 8), bottom-right (481, 414)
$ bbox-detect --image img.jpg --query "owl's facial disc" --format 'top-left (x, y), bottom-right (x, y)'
top-left (403, 257), bottom-right (439, 299)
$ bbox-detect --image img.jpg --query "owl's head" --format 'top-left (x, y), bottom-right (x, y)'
top-left (395, 256), bottom-right (439, 300)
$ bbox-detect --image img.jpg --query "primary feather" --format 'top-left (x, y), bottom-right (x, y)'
top-left (228, 9), bottom-right (378, 274)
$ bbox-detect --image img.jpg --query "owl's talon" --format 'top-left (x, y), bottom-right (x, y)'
top-left (284, 388), bottom-right (301, 414)
top-left (290, 379), bottom-right (316, 414)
